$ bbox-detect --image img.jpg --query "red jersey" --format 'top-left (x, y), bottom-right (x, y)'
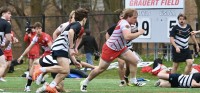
top-left (31, 32), bottom-right (52, 56)
top-left (24, 32), bottom-right (40, 58)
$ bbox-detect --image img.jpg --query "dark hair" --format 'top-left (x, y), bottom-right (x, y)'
top-left (177, 13), bottom-right (187, 20)
top-left (0, 6), bottom-right (11, 16)
top-left (123, 8), bottom-right (138, 19)
top-left (75, 8), bottom-right (89, 21)
top-left (33, 22), bottom-right (42, 28)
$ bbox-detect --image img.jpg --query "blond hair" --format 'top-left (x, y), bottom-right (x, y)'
top-left (122, 8), bottom-right (138, 19)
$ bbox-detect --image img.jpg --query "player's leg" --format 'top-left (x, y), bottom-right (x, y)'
top-left (84, 53), bottom-right (93, 72)
top-left (36, 57), bottom-right (70, 93)
top-left (117, 58), bottom-right (126, 86)
top-left (119, 49), bottom-right (146, 86)
top-left (0, 54), bottom-right (8, 79)
top-left (124, 62), bottom-right (130, 84)
top-left (80, 58), bottom-right (110, 92)
top-left (171, 62), bottom-right (179, 74)
top-left (24, 58), bottom-right (39, 92)
top-left (185, 59), bottom-right (193, 75)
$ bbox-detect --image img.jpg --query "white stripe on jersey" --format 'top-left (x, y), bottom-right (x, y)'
top-left (57, 22), bottom-right (70, 33)
top-left (51, 31), bottom-right (69, 51)
top-left (106, 19), bottom-right (131, 51)
top-left (178, 74), bottom-right (193, 88)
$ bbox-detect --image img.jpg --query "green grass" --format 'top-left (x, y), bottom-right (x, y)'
top-left (0, 77), bottom-right (199, 93)
top-left (2, 56), bottom-right (200, 92)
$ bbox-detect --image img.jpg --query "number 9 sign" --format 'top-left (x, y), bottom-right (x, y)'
top-left (135, 18), bottom-right (151, 38)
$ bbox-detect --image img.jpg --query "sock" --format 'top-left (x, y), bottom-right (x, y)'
top-left (26, 78), bottom-right (32, 87)
top-left (82, 78), bottom-right (90, 85)
top-left (130, 78), bottom-right (137, 84)
top-left (120, 80), bottom-right (125, 84)
top-left (40, 67), bottom-right (46, 72)
top-left (49, 81), bottom-right (57, 88)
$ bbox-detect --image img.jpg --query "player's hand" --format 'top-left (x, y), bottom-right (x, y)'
top-left (190, 31), bottom-right (198, 35)
top-left (74, 62), bottom-right (82, 69)
top-left (13, 38), bottom-right (19, 43)
top-left (69, 49), bottom-right (75, 56)
top-left (138, 29), bottom-right (145, 35)
top-left (17, 56), bottom-right (23, 63)
top-left (74, 48), bottom-right (78, 54)
top-left (175, 47), bottom-right (180, 53)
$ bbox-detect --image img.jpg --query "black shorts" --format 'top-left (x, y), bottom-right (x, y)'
top-left (0, 49), bottom-right (4, 56)
top-left (52, 50), bottom-right (69, 60)
top-left (192, 73), bottom-right (200, 83)
top-left (172, 47), bottom-right (192, 62)
top-left (169, 73), bottom-right (181, 87)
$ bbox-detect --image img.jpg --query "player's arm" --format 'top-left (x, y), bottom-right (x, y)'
top-left (18, 36), bottom-right (37, 63)
top-left (17, 42), bottom-right (35, 63)
top-left (4, 33), bottom-right (11, 48)
top-left (122, 28), bottom-right (144, 41)
top-left (75, 33), bottom-right (83, 50)
top-left (3, 23), bottom-right (12, 48)
top-left (191, 33), bottom-right (199, 52)
top-left (68, 29), bottom-right (75, 49)
top-left (191, 30), bottom-right (200, 35)
top-left (52, 29), bottom-right (61, 41)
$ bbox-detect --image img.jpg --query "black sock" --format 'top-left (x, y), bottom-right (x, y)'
top-left (26, 76), bottom-right (32, 86)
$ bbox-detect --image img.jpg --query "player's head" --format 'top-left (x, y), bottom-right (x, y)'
top-left (177, 13), bottom-right (186, 26)
top-left (123, 8), bottom-right (138, 24)
top-left (74, 8), bottom-right (89, 25)
top-left (0, 6), bottom-right (12, 21)
top-left (33, 22), bottom-right (42, 35)
top-left (69, 10), bottom-right (75, 23)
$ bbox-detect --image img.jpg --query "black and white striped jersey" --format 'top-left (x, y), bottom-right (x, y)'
top-left (170, 24), bottom-right (193, 49)
top-left (178, 74), bottom-right (193, 88)
top-left (0, 18), bottom-right (11, 44)
top-left (51, 22), bottom-right (82, 52)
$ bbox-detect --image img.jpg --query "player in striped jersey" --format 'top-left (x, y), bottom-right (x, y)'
top-left (33, 8), bottom-right (89, 93)
top-left (170, 13), bottom-right (199, 75)
top-left (80, 8), bottom-right (145, 92)
top-left (53, 10), bottom-right (75, 41)
top-left (155, 69), bottom-right (200, 88)
top-left (35, 54), bottom-right (96, 92)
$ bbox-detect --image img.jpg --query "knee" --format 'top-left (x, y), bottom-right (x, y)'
top-left (61, 69), bottom-right (70, 74)
top-left (98, 67), bottom-right (106, 73)
top-left (186, 61), bottom-right (193, 67)
top-left (1, 62), bottom-right (8, 68)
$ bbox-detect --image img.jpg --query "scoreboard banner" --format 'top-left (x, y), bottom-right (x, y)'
top-left (125, 0), bottom-right (185, 43)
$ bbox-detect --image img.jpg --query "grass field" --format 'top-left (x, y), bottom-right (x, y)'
top-left (0, 77), bottom-right (199, 93)
top-left (1, 56), bottom-right (200, 93)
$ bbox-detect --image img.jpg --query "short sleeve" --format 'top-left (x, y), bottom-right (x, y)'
top-left (120, 20), bottom-right (131, 32)
top-left (188, 24), bottom-right (193, 32)
top-left (57, 22), bottom-right (69, 32)
top-left (170, 25), bottom-right (177, 37)
top-left (70, 22), bottom-right (81, 35)
top-left (5, 22), bottom-right (11, 34)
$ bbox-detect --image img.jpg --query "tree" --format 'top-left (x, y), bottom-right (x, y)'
top-left (195, 0), bottom-right (200, 30)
